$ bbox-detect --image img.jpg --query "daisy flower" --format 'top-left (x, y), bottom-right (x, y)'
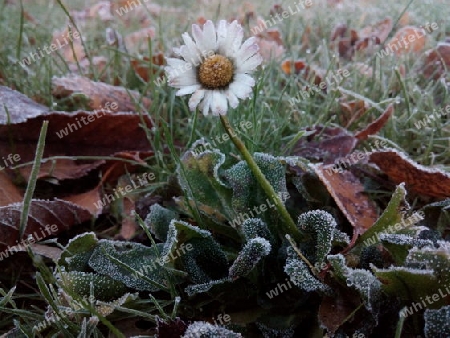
top-left (165, 20), bottom-right (262, 116)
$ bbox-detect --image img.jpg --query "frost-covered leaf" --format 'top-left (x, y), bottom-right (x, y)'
top-left (422, 198), bottom-right (450, 235)
top-left (57, 271), bottom-right (128, 301)
top-left (182, 321), bottom-right (242, 338)
top-left (229, 237), bottom-right (271, 279)
top-left (345, 269), bottom-right (382, 313)
top-left (284, 248), bottom-right (330, 293)
top-left (297, 210), bottom-right (349, 264)
top-left (171, 220), bottom-right (229, 284)
top-left (144, 203), bottom-right (178, 241)
top-left (58, 232), bottom-right (98, 271)
top-left (177, 142), bottom-right (233, 219)
top-left (185, 277), bottom-right (232, 297)
top-left (328, 254), bottom-right (382, 314)
top-left (241, 218), bottom-right (275, 244)
top-left (380, 233), bottom-right (435, 264)
top-left (406, 242), bottom-right (450, 283)
top-left (356, 183), bottom-right (408, 247)
top-left (373, 266), bottom-right (438, 304)
top-left (88, 240), bottom-right (180, 292)
top-left (424, 305), bottom-right (450, 338)
top-left (224, 153), bottom-right (288, 228)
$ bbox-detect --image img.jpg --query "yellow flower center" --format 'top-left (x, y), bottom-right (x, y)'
top-left (198, 55), bottom-right (234, 89)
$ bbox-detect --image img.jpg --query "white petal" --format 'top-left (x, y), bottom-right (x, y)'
top-left (226, 89), bottom-right (239, 108)
top-left (169, 68), bottom-right (198, 87)
top-left (202, 20), bottom-right (217, 52)
top-left (224, 21), bottom-right (243, 57)
top-left (211, 91), bottom-right (228, 115)
top-left (201, 91), bottom-right (214, 116)
top-left (192, 24), bottom-right (206, 51)
top-left (166, 57), bottom-right (191, 68)
top-left (181, 33), bottom-right (201, 63)
top-left (189, 89), bottom-right (205, 111)
top-left (234, 73), bottom-right (255, 87)
top-left (216, 20), bottom-right (228, 53)
top-left (229, 81), bottom-right (253, 99)
top-left (176, 85), bottom-right (201, 96)
top-left (236, 53), bottom-right (263, 72)
top-left (235, 38), bottom-right (260, 61)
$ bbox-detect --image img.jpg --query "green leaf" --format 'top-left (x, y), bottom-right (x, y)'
top-left (424, 305), bottom-right (450, 338)
top-left (57, 271), bottom-right (128, 302)
top-left (177, 143), bottom-right (233, 220)
top-left (145, 204), bottom-right (178, 241)
top-left (229, 237), bottom-right (271, 279)
top-left (356, 183), bottom-right (408, 247)
top-left (58, 232), bottom-right (99, 271)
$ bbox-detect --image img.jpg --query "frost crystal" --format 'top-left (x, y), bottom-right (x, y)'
top-left (241, 218), bottom-right (274, 243)
top-left (424, 305), bottom-right (450, 338)
top-left (182, 321), bottom-right (242, 338)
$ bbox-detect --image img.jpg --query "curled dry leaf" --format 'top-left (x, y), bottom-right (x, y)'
top-left (354, 104), bottom-right (394, 141)
top-left (422, 42), bottom-right (450, 80)
top-left (312, 163), bottom-right (379, 239)
top-left (369, 149), bottom-right (450, 199)
top-left (385, 26), bottom-right (427, 56)
top-left (339, 99), bottom-right (370, 128)
top-left (52, 76), bottom-right (151, 111)
top-left (281, 59), bottom-right (307, 76)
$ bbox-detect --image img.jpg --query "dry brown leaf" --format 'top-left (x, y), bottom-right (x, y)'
top-left (339, 99), bottom-right (370, 128)
top-left (131, 53), bottom-right (165, 82)
top-left (281, 59), bottom-right (307, 75)
top-left (52, 76), bottom-right (151, 111)
top-left (312, 163), bottom-right (379, 237)
top-left (385, 26), bottom-right (427, 56)
top-left (62, 187), bottom-right (103, 217)
top-left (369, 150), bottom-right (450, 199)
top-left (120, 198), bottom-right (138, 240)
top-left (422, 42), bottom-right (450, 79)
top-left (0, 171), bottom-right (22, 207)
top-left (359, 18), bottom-right (393, 44)
top-left (0, 199), bottom-right (93, 251)
top-left (125, 27), bottom-right (156, 51)
top-left (19, 159), bottom-right (104, 181)
top-left (355, 104), bottom-right (394, 140)
top-left (318, 292), bottom-right (360, 334)
top-left (52, 27), bottom-right (86, 63)
top-left (290, 126), bottom-right (358, 164)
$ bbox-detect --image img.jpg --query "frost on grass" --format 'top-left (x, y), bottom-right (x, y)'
top-left (177, 144), bottom-right (233, 219)
top-left (297, 210), bottom-right (349, 264)
top-left (229, 237), bottom-right (271, 279)
top-left (241, 218), bottom-right (275, 244)
top-left (284, 247), bottom-right (330, 293)
top-left (424, 305), bottom-right (450, 338)
top-left (224, 152), bottom-right (288, 216)
top-left (144, 203), bottom-right (178, 241)
top-left (57, 271), bottom-right (128, 301)
top-left (182, 321), bottom-right (242, 338)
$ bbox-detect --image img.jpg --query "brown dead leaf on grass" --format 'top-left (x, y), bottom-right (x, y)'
top-left (354, 104), bottom-right (394, 141)
top-left (52, 76), bottom-right (151, 111)
top-left (369, 149), bottom-right (450, 199)
top-left (339, 99), bottom-right (370, 128)
top-left (312, 163), bottom-right (379, 239)
top-left (0, 171), bottom-right (22, 207)
top-left (52, 27), bottom-right (85, 63)
top-left (385, 26), bottom-right (427, 56)
top-left (422, 42), bottom-right (450, 80)
top-left (131, 53), bottom-right (165, 82)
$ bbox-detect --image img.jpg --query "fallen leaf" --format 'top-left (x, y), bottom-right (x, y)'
top-left (125, 27), bottom-right (156, 51)
top-left (131, 53), bottom-right (165, 82)
top-left (52, 27), bottom-right (85, 63)
top-left (422, 42), bottom-right (450, 79)
top-left (0, 199), bottom-right (93, 251)
top-left (0, 171), bottom-right (22, 207)
top-left (318, 292), bottom-right (360, 334)
top-left (339, 99), bottom-right (370, 128)
top-left (358, 17), bottom-right (393, 44)
top-left (62, 187), bottom-right (103, 217)
top-left (281, 59), bottom-right (307, 75)
top-left (29, 243), bottom-right (62, 262)
top-left (385, 26), bottom-right (427, 56)
top-left (312, 163), bottom-right (379, 238)
top-left (52, 76), bottom-right (151, 111)
top-left (120, 198), bottom-right (138, 240)
top-left (369, 149), bottom-right (450, 199)
top-left (290, 126), bottom-right (358, 164)
top-left (355, 104), bottom-right (394, 140)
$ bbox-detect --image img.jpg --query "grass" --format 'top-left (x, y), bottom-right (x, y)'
top-left (0, 0), bottom-right (449, 336)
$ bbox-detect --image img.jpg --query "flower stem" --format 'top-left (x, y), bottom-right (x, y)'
top-left (220, 115), bottom-right (303, 241)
